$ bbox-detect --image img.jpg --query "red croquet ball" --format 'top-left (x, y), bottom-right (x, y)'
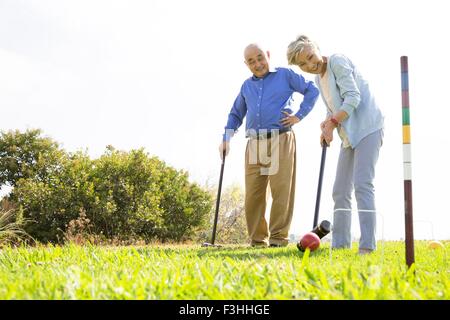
top-left (297, 232), bottom-right (321, 252)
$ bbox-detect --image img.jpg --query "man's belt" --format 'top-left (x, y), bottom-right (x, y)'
top-left (248, 127), bottom-right (292, 140)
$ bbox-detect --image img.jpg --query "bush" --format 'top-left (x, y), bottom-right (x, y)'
top-left (157, 165), bottom-right (213, 241)
top-left (88, 147), bottom-right (165, 240)
top-left (2, 130), bottom-right (213, 243)
top-left (15, 151), bottom-right (96, 242)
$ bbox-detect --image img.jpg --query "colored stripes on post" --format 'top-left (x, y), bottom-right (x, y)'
top-left (401, 56), bottom-right (415, 268)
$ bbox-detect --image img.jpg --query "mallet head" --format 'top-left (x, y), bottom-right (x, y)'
top-left (311, 220), bottom-right (332, 239)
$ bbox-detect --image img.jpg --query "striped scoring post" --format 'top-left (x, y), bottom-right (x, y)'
top-left (401, 56), bottom-right (415, 268)
top-left (401, 57), bottom-right (411, 180)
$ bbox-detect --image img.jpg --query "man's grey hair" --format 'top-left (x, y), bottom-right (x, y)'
top-left (244, 43), bottom-right (267, 58)
top-left (286, 35), bottom-right (317, 65)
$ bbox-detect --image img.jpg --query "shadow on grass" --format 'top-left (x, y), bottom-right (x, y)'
top-left (194, 244), bottom-right (332, 261)
top-left (127, 244), bottom-right (319, 260)
top-left (126, 242), bottom-right (400, 264)
top-left (107, 242), bottom-right (365, 263)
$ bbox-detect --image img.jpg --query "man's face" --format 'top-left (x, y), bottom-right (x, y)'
top-left (244, 46), bottom-right (270, 78)
top-left (294, 45), bottom-right (324, 75)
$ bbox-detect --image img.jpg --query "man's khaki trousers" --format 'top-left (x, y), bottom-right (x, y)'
top-left (245, 131), bottom-right (296, 246)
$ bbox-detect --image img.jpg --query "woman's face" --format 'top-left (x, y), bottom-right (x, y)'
top-left (294, 45), bottom-right (325, 75)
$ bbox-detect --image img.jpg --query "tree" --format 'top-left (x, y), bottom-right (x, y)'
top-left (0, 129), bottom-right (65, 191)
top-left (200, 183), bottom-right (248, 244)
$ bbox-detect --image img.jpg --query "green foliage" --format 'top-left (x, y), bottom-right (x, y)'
top-left (89, 147), bottom-right (165, 240)
top-left (157, 164), bottom-right (212, 241)
top-left (0, 241), bottom-right (448, 299)
top-left (0, 209), bottom-right (32, 246)
top-left (2, 129), bottom-right (212, 243)
top-left (15, 151), bottom-right (95, 242)
top-left (88, 147), bottom-right (212, 242)
top-left (200, 184), bottom-right (247, 244)
top-left (0, 129), bottom-right (65, 190)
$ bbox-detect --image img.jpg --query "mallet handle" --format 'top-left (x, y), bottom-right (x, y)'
top-left (211, 150), bottom-right (226, 244)
top-left (313, 141), bottom-right (328, 229)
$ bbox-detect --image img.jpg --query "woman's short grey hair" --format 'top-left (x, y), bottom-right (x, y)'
top-left (286, 35), bottom-right (317, 65)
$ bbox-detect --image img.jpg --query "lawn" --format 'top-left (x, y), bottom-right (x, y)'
top-left (0, 241), bottom-right (448, 300)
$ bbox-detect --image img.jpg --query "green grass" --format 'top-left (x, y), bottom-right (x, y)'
top-left (0, 241), bottom-right (448, 299)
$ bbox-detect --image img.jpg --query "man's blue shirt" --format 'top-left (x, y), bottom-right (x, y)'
top-left (223, 67), bottom-right (319, 141)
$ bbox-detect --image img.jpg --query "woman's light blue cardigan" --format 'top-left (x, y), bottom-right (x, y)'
top-left (315, 54), bottom-right (384, 148)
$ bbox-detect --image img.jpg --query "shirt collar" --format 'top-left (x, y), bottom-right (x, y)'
top-left (251, 67), bottom-right (278, 81)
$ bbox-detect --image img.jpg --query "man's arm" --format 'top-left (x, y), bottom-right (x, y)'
top-left (286, 69), bottom-right (320, 120)
top-left (219, 89), bottom-right (247, 159)
top-left (222, 90), bottom-right (247, 142)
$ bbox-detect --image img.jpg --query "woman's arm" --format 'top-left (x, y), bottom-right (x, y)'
top-left (321, 110), bottom-right (348, 145)
top-left (330, 55), bottom-right (361, 117)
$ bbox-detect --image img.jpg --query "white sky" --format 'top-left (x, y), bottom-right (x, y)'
top-left (1, 0), bottom-right (449, 240)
